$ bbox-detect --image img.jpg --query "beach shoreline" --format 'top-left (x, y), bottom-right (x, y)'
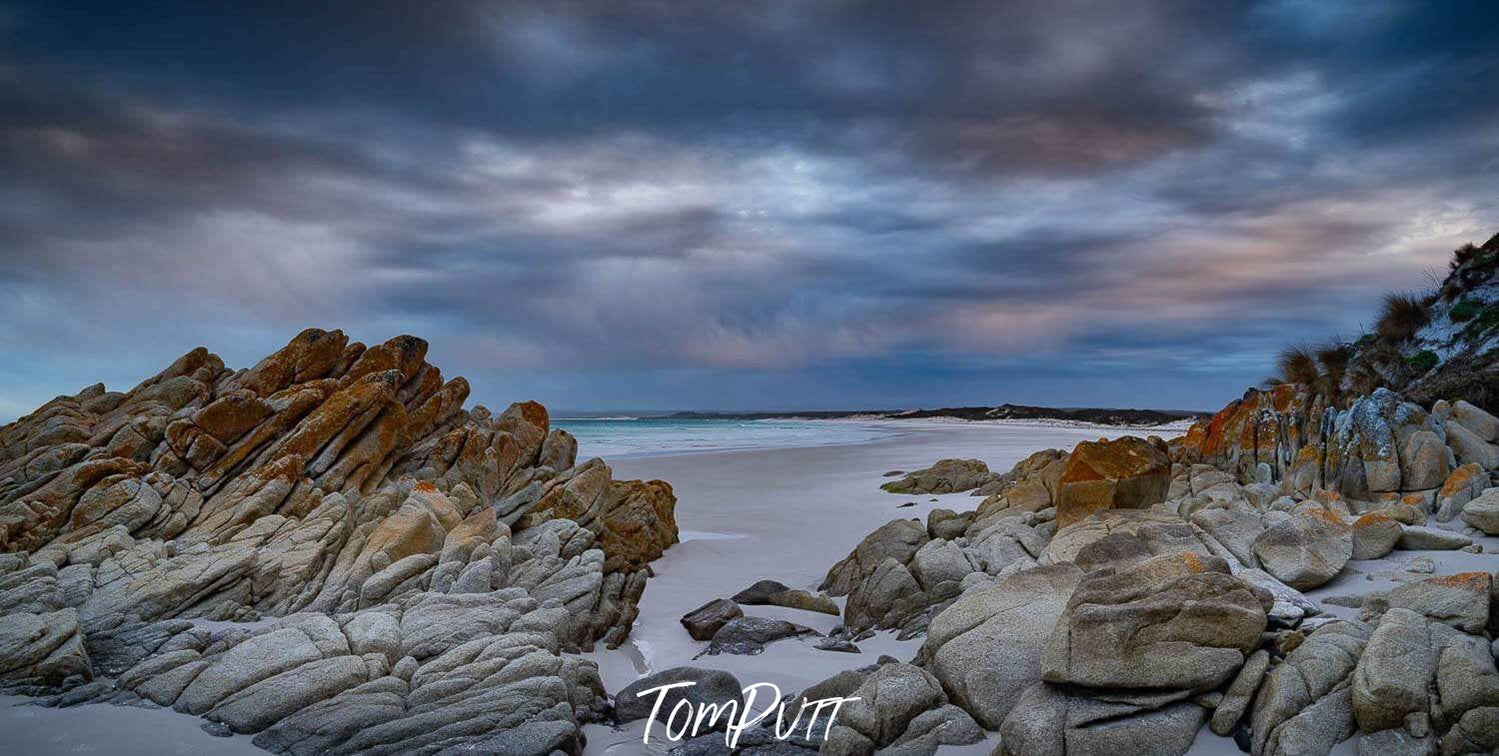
top-left (578, 420), bottom-right (1159, 754)
top-left (556, 415), bottom-right (1193, 462)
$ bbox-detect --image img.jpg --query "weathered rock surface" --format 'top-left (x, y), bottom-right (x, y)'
top-left (820, 519), bottom-right (927, 597)
top-left (972, 449), bottom-right (1067, 519)
top-left (1043, 508), bottom-right (1208, 567)
top-left (1251, 619), bottom-right (1370, 756)
top-left (1043, 552), bottom-right (1267, 692)
top-left (0, 606), bottom-right (91, 686)
top-left (1180, 386), bottom-right (1496, 504)
top-left (0, 330), bottom-right (679, 752)
top-left (1460, 487), bottom-right (1499, 534)
top-left (614, 667), bottom-right (743, 728)
top-left (680, 598), bottom-right (743, 642)
top-left (880, 459), bottom-right (995, 495)
top-left (822, 662), bottom-right (982, 755)
top-left (1362, 572), bottom-right (1492, 633)
top-left (919, 563), bottom-right (1082, 728)
top-left (704, 616), bottom-right (819, 656)
top-left (1398, 525), bottom-right (1472, 551)
top-left (1211, 648), bottom-right (1269, 736)
top-left (997, 682), bottom-right (1206, 756)
top-left (1351, 512), bottom-right (1403, 560)
top-left (1054, 436), bottom-right (1171, 529)
top-left (1443, 707), bottom-right (1499, 755)
top-left (1435, 464), bottom-right (1489, 522)
top-left (1352, 608), bottom-right (1437, 733)
top-left (1252, 508), bottom-right (1352, 591)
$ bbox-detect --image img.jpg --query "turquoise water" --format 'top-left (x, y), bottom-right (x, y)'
top-left (551, 417), bottom-right (901, 459)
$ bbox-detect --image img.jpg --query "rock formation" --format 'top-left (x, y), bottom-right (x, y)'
top-left (0, 329), bottom-right (678, 753)
top-left (879, 458), bottom-right (997, 495)
top-left (797, 382), bottom-right (1499, 755)
top-left (1053, 435), bottom-right (1171, 528)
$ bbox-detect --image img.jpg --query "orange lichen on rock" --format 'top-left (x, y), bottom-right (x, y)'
top-left (1440, 463), bottom-right (1484, 497)
top-left (1055, 435), bottom-right (1171, 529)
top-left (1431, 571), bottom-right (1491, 590)
top-left (1303, 506), bottom-right (1351, 530)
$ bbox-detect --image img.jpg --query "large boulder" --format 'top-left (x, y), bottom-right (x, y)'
top-left (613, 667), bottom-right (743, 728)
top-left (823, 662), bottom-right (981, 754)
top-left (0, 608), bottom-right (92, 686)
top-left (1252, 508), bottom-right (1352, 591)
top-left (1352, 609), bottom-right (1437, 733)
top-left (1191, 507), bottom-right (1265, 568)
top-left (1399, 429), bottom-right (1452, 491)
top-left (1363, 572), bottom-right (1492, 633)
top-left (1351, 512), bottom-right (1403, 560)
top-left (1433, 465), bottom-right (1493, 522)
top-left (843, 558), bottom-right (928, 631)
top-left (820, 519), bottom-right (928, 596)
top-left (1460, 487), bottom-right (1499, 534)
top-left (1251, 620), bottom-right (1370, 756)
top-left (1054, 436), bottom-right (1171, 529)
top-left (1444, 707), bottom-right (1499, 756)
top-left (1445, 421), bottom-right (1499, 471)
top-left (974, 449), bottom-right (1067, 518)
top-left (909, 539), bottom-right (977, 590)
top-left (1323, 389), bottom-right (1423, 498)
top-left (997, 682), bottom-right (1206, 756)
top-left (919, 564), bottom-right (1083, 728)
top-left (880, 459), bottom-right (994, 495)
top-left (1041, 509), bottom-right (1203, 566)
top-left (679, 598), bottom-right (742, 641)
top-left (591, 479), bottom-right (679, 573)
top-left (1450, 400), bottom-right (1499, 441)
top-left (1042, 552), bottom-right (1266, 693)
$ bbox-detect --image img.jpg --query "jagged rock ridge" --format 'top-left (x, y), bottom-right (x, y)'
top-left (0, 328), bottom-right (678, 753)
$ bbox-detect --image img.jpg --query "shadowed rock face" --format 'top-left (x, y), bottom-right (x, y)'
top-left (0, 329), bottom-right (677, 753)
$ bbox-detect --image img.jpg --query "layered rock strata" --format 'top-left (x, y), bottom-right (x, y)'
top-left (0, 329), bottom-right (678, 753)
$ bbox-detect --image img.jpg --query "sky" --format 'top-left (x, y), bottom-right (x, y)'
top-left (2, 1), bottom-right (1498, 419)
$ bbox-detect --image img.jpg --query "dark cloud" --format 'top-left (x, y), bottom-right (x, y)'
top-left (0, 0), bottom-right (1497, 418)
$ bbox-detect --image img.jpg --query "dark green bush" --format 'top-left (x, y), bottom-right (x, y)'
top-left (1461, 305), bottom-right (1499, 342)
top-left (1405, 350), bottom-right (1439, 372)
top-left (1450, 298), bottom-right (1480, 322)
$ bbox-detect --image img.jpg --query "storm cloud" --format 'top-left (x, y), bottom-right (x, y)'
top-left (1, 0), bottom-right (1497, 417)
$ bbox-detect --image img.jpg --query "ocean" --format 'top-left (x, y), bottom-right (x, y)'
top-left (550, 417), bottom-right (902, 459)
